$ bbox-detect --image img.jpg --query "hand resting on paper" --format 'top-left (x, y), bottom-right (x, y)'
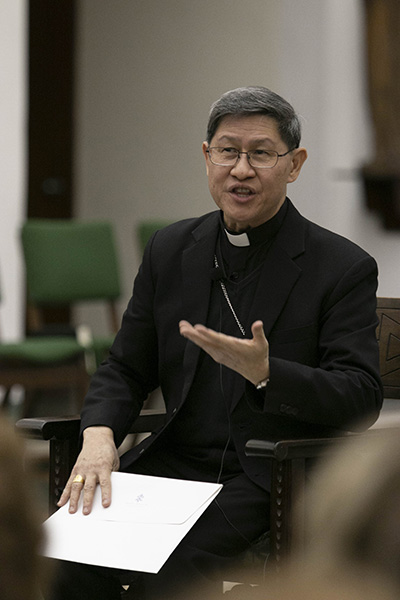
top-left (179, 319), bottom-right (270, 386)
top-left (57, 425), bottom-right (120, 515)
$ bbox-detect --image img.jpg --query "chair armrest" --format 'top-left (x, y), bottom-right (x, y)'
top-left (16, 415), bottom-right (81, 441)
top-left (245, 435), bottom-right (342, 461)
top-left (16, 408), bottom-right (166, 441)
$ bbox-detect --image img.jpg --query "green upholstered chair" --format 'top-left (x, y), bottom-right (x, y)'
top-left (0, 220), bottom-right (122, 418)
top-left (21, 219), bottom-right (122, 372)
top-left (0, 283), bottom-right (88, 417)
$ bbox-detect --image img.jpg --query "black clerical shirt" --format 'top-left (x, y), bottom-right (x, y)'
top-left (163, 201), bottom-right (288, 481)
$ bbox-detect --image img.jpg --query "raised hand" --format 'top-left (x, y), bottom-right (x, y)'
top-left (179, 319), bottom-right (269, 386)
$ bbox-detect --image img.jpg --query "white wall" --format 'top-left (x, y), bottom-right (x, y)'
top-left (0, 0), bottom-right (27, 341)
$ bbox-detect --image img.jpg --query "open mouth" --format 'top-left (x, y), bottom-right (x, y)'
top-left (230, 186), bottom-right (255, 199)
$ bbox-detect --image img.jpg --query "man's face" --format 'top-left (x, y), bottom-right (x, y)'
top-left (202, 114), bottom-right (307, 232)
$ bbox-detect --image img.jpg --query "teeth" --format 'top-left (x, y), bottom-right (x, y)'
top-left (235, 188), bottom-right (251, 195)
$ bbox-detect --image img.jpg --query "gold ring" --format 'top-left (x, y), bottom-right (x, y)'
top-left (72, 474), bottom-right (85, 485)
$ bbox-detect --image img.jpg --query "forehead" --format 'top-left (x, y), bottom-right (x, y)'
top-left (212, 114), bottom-right (282, 145)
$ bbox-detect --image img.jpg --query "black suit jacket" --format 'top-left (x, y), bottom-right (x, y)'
top-left (81, 199), bottom-right (383, 491)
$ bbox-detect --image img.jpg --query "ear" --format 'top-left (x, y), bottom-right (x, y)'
top-left (202, 141), bottom-right (210, 175)
top-left (287, 147), bottom-right (307, 183)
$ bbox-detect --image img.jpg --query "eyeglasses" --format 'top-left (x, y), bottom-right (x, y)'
top-left (206, 146), bottom-right (296, 169)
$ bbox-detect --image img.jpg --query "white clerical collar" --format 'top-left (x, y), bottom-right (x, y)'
top-left (225, 229), bottom-right (250, 248)
top-left (224, 229), bottom-right (250, 247)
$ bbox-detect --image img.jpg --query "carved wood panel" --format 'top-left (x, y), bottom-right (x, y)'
top-left (49, 437), bottom-right (79, 514)
top-left (376, 297), bottom-right (400, 398)
top-left (269, 457), bottom-right (307, 569)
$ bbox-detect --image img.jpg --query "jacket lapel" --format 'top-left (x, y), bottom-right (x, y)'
top-left (181, 213), bottom-right (220, 401)
top-left (246, 200), bottom-right (306, 335)
top-left (246, 242), bottom-right (302, 337)
top-left (233, 201), bottom-right (307, 407)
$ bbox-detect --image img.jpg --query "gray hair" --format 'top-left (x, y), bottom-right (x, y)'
top-left (206, 86), bottom-right (302, 149)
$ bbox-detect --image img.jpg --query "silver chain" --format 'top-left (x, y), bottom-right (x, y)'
top-left (214, 255), bottom-right (246, 337)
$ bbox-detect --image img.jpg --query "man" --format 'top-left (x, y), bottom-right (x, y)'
top-left (50, 86), bottom-right (382, 599)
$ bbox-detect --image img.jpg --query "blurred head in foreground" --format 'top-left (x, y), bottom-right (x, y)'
top-left (0, 415), bottom-right (44, 600)
top-left (261, 427), bottom-right (400, 600)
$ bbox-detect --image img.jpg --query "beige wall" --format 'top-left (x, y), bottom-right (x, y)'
top-left (74, 0), bottom-right (400, 335)
top-left (74, 0), bottom-right (282, 330)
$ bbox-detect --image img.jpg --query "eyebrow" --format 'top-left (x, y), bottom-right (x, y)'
top-left (214, 134), bottom-right (276, 146)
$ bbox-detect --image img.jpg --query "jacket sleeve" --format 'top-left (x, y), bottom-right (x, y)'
top-left (249, 255), bottom-right (383, 432)
top-left (80, 240), bottom-right (160, 447)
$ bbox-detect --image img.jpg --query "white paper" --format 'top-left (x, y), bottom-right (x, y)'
top-left (42, 472), bottom-right (222, 573)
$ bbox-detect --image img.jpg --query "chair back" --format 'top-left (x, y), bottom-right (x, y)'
top-left (22, 220), bottom-right (121, 304)
top-left (21, 220), bottom-right (121, 332)
top-left (376, 297), bottom-right (400, 398)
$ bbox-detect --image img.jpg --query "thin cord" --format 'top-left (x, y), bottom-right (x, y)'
top-left (214, 255), bottom-right (246, 337)
top-left (212, 258), bottom-right (269, 554)
top-left (215, 307), bottom-right (253, 546)
top-left (214, 498), bottom-right (253, 546)
top-left (216, 434), bottom-right (231, 485)
top-left (216, 303), bottom-right (232, 485)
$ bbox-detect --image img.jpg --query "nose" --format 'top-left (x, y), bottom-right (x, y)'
top-left (230, 152), bottom-right (256, 178)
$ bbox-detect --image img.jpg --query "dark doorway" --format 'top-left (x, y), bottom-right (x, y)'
top-left (28, 0), bottom-right (76, 220)
top-left (27, 0), bottom-right (76, 327)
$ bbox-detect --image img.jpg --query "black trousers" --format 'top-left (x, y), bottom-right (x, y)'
top-left (45, 452), bottom-right (270, 600)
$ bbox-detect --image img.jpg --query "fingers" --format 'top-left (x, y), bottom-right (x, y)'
top-left (57, 482), bottom-right (73, 508)
top-left (251, 320), bottom-right (264, 336)
top-left (58, 469), bottom-right (112, 515)
top-left (57, 471), bottom-right (85, 512)
top-left (180, 320), bottom-right (265, 343)
top-left (81, 473), bottom-right (109, 515)
top-left (97, 472), bottom-right (112, 510)
top-left (251, 320), bottom-right (268, 346)
top-left (179, 319), bottom-right (269, 384)
top-left (69, 473), bottom-right (88, 514)
top-left (179, 320), bottom-right (226, 347)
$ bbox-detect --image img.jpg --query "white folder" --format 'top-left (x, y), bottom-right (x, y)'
top-left (42, 472), bottom-right (222, 573)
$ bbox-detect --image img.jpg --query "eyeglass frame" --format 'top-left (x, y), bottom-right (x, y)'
top-left (205, 146), bottom-right (297, 169)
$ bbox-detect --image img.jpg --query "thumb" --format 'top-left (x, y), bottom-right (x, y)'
top-left (251, 320), bottom-right (266, 341)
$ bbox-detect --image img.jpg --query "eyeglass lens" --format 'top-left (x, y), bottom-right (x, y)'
top-left (208, 148), bottom-right (278, 168)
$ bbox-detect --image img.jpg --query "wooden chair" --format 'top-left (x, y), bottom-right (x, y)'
top-left (15, 297), bottom-right (400, 573)
top-left (21, 219), bottom-right (122, 371)
top-left (246, 296), bottom-right (400, 567)
top-left (1, 220), bottom-right (123, 418)
top-left (375, 297), bottom-right (400, 399)
top-left (0, 283), bottom-right (88, 418)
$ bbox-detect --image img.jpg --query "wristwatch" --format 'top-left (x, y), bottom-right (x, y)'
top-left (255, 377), bottom-right (270, 390)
